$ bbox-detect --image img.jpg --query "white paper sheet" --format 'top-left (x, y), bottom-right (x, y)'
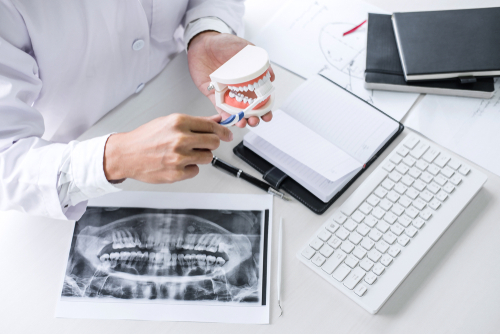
top-left (405, 79), bottom-right (500, 177)
top-left (253, 0), bottom-right (420, 121)
top-left (249, 109), bottom-right (361, 182)
top-left (55, 192), bottom-right (273, 324)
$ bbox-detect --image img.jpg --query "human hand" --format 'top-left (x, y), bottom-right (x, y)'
top-left (187, 31), bottom-right (275, 128)
top-left (103, 114), bottom-right (232, 183)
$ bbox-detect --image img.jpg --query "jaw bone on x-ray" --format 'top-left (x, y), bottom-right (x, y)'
top-left (62, 208), bottom-right (265, 304)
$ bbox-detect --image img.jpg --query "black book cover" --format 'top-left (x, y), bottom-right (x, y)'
top-left (366, 13), bottom-right (495, 97)
top-left (392, 7), bottom-right (500, 80)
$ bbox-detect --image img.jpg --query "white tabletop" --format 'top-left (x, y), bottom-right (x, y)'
top-left (2, 0), bottom-right (500, 333)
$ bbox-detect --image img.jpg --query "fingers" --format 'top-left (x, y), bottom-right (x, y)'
top-left (181, 165), bottom-right (200, 180)
top-left (268, 65), bottom-right (276, 82)
top-left (247, 116), bottom-right (260, 127)
top-left (261, 111), bottom-right (273, 122)
top-left (186, 133), bottom-right (220, 150)
top-left (189, 117), bottom-right (233, 142)
top-left (182, 149), bottom-right (214, 167)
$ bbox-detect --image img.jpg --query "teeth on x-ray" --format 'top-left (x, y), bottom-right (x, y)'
top-left (62, 209), bottom-right (263, 303)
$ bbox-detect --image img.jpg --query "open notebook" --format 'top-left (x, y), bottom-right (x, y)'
top-left (243, 75), bottom-right (400, 203)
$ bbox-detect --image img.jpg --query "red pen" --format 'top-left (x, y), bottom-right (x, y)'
top-left (343, 20), bottom-right (367, 36)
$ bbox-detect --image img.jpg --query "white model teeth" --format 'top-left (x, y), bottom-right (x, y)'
top-left (248, 84), bottom-right (254, 91)
top-left (229, 91), bottom-right (235, 98)
top-left (235, 95), bottom-right (243, 102)
top-left (243, 97), bottom-right (249, 103)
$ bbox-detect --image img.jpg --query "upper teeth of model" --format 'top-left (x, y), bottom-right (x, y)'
top-left (227, 71), bottom-right (271, 97)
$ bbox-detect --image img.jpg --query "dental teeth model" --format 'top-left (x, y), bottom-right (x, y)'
top-left (209, 45), bottom-right (275, 118)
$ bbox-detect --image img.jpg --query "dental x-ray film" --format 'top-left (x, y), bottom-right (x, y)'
top-left (56, 192), bottom-right (272, 324)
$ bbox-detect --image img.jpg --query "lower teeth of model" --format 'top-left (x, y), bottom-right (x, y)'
top-left (229, 92), bottom-right (255, 104)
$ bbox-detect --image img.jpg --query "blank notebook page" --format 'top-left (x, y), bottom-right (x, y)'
top-left (282, 75), bottom-right (399, 163)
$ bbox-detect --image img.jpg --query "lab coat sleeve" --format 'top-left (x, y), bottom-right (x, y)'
top-left (184, 17), bottom-right (234, 51)
top-left (183, 0), bottom-right (245, 37)
top-left (0, 1), bottom-right (120, 220)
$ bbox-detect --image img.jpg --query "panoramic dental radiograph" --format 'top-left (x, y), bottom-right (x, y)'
top-left (62, 208), bottom-right (265, 304)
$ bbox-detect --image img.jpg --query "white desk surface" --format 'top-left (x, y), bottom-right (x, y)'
top-left (2, 0), bottom-right (500, 333)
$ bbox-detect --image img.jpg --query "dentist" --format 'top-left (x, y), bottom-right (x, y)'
top-left (0, 1), bottom-right (274, 220)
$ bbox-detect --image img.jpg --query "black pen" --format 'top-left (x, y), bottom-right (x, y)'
top-left (212, 156), bottom-right (291, 201)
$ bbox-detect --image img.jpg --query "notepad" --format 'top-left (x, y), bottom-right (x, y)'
top-left (244, 75), bottom-right (400, 202)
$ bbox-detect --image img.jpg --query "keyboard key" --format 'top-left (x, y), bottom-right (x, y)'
top-left (390, 154), bottom-right (403, 165)
top-left (396, 164), bottom-right (409, 175)
top-left (397, 234), bottom-right (410, 246)
top-left (401, 175), bottom-right (415, 187)
top-left (333, 212), bottom-right (348, 224)
top-left (390, 223), bottom-right (405, 236)
top-left (413, 198), bottom-right (427, 210)
top-left (375, 240), bottom-right (390, 253)
top-left (310, 238), bottom-right (324, 250)
top-left (356, 223), bottom-right (371, 236)
top-left (416, 160), bottom-right (429, 171)
top-left (341, 241), bottom-right (355, 253)
top-left (367, 194), bottom-right (381, 207)
top-left (326, 222), bottom-right (340, 234)
top-left (383, 161), bottom-right (396, 172)
top-left (332, 263), bottom-right (351, 282)
top-left (420, 208), bottom-right (433, 220)
top-left (391, 204), bottom-right (405, 216)
top-left (384, 212), bottom-right (398, 224)
top-left (412, 217), bottom-right (425, 229)
top-left (365, 272), bottom-right (377, 285)
top-left (374, 186), bottom-right (388, 199)
top-left (343, 219), bottom-right (358, 232)
top-left (420, 172), bottom-right (433, 183)
top-left (361, 238), bottom-right (375, 251)
top-left (364, 215), bottom-right (379, 227)
top-left (443, 182), bottom-right (455, 194)
top-left (405, 187), bottom-right (419, 200)
top-left (404, 136), bottom-right (420, 149)
top-left (397, 146), bottom-right (410, 157)
top-left (403, 156), bottom-right (416, 167)
top-left (458, 164), bottom-right (471, 175)
top-left (447, 159), bottom-right (461, 170)
top-left (440, 166), bottom-right (455, 178)
top-left (420, 190), bottom-right (434, 202)
top-left (410, 142), bottom-right (429, 159)
top-left (388, 246), bottom-right (401, 258)
top-left (311, 253), bottom-right (326, 267)
top-left (406, 206), bottom-right (419, 219)
top-left (388, 171), bottom-right (403, 183)
top-left (450, 174), bottom-right (462, 186)
top-left (376, 221), bottom-right (390, 233)
top-left (422, 147), bottom-right (440, 163)
top-left (339, 169), bottom-right (387, 215)
top-left (372, 263), bottom-right (385, 276)
top-left (429, 198), bottom-right (441, 210)
top-left (379, 199), bottom-right (393, 211)
top-left (405, 226), bottom-right (418, 238)
top-left (413, 179), bottom-right (427, 191)
top-left (352, 209), bottom-right (367, 222)
top-left (382, 179), bottom-right (395, 190)
top-left (433, 174), bottom-right (448, 186)
top-left (336, 227), bottom-right (350, 240)
top-left (318, 229), bottom-right (332, 241)
top-left (434, 154), bottom-right (450, 168)
top-left (408, 167), bottom-right (422, 179)
top-left (302, 246), bottom-right (316, 259)
top-left (383, 231), bottom-right (397, 244)
top-left (321, 250), bottom-right (346, 274)
top-left (427, 164), bottom-right (441, 176)
top-left (327, 237), bottom-right (342, 249)
top-left (344, 267), bottom-right (366, 289)
top-left (367, 249), bottom-right (382, 262)
top-left (344, 255), bottom-right (359, 269)
top-left (369, 229), bottom-right (383, 242)
top-left (398, 215), bottom-right (412, 227)
top-left (436, 190), bottom-right (448, 202)
top-left (380, 254), bottom-right (393, 267)
top-left (354, 284), bottom-right (368, 297)
top-left (349, 232), bottom-right (363, 245)
top-left (399, 196), bottom-right (412, 208)
top-left (394, 183), bottom-right (408, 195)
top-left (353, 246), bottom-right (367, 259)
top-left (386, 190), bottom-right (400, 203)
top-left (319, 244), bottom-right (334, 257)
top-left (359, 258), bottom-right (374, 271)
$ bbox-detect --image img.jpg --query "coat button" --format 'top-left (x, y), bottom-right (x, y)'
top-left (135, 83), bottom-right (145, 93)
top-left (132, 39), bottom-right (144, 51)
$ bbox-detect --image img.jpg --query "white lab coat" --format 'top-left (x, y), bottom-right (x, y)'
top-left (0, 0), bottom-right (244, 220)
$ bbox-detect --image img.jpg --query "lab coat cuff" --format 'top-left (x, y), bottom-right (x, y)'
top-left (184, 17), bottom-right (234, 52)
top-left (71, 134), bottom-right (122, 201)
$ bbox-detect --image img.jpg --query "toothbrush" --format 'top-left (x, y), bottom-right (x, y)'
top-left (219, 86), bottom-right (275, 127)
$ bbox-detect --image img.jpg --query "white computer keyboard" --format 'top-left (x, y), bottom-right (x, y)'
top-left (297, 134), bottom-right (487, 314)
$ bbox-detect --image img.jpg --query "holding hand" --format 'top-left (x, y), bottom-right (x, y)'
top-left (103, 114), bottom-right (232, 183)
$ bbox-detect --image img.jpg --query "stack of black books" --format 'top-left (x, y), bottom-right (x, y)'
top-left (365, 8), bottom-right (500, 98)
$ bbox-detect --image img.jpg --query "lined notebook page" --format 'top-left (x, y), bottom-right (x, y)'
top-left (282, 75), bottom-right (399, 163)
top-left (249, 110), bottom-right (361, 182)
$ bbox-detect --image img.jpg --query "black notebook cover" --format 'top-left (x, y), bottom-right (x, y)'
top-left (392, 7), bottom-right (500, 81)
top-left (233, 77), bottom-right (404, 215)
top-left (366, 13), bottom-right (495, 97)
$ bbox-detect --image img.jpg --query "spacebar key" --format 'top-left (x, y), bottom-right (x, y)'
top-left (340, 167), bottom-right (388, 216)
